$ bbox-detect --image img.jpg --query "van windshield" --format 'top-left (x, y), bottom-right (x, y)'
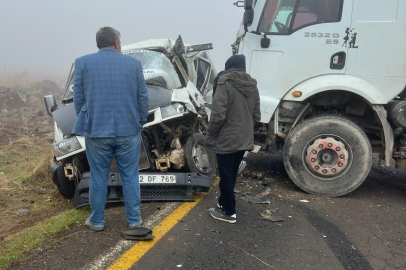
top-left (62, 49), bottom-right (182, 102)
top-left (124, 49), bottom-right (182, 89)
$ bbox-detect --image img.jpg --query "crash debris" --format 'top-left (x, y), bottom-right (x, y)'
top-left (240, 193), bottom-right (270, 204)
top-left (260, 210), bottom-right (285, 222)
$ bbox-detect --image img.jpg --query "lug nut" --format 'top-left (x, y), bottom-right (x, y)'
top-left (328, 143), bottom-right (333, 147)
top-left (319, 144), bottom-right (324, 149)
top-left (336, 147), bottom-right (341, 152)
top-left (338, 163), bottom-right (343, 167)
top-left (315, 165), bottom-right (320, 170)
top-left (331, 168), bottom-right (337, 173)
top-left (322, 169), bottom-right (328, 174)
top-left (312, 150), bottom-right (317, 154)
top-left (340, 154), bottom-right (345, 159)
top-left (311, 158), bottom-right (316, 162)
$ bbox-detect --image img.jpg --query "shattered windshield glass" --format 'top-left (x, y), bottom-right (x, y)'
top-left (62, 50), bottom-right (182, 102)
top-left (124, 50), bottom-right (182, 90)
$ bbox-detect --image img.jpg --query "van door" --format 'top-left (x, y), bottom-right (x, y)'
top-left (241, 0), bottom-right (353, 122)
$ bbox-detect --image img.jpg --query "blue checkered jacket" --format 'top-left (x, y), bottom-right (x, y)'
top-left (72, 47), bottom-right (149, 138)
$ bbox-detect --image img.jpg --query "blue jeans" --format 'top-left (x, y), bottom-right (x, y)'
top-left (85, 133), bottom-right (142, 227)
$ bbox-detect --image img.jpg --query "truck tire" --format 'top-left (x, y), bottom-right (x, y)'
top-left (56, 163), bottom-right (75, 199)
top-left (184, 133), bottom-right (216, 178)
top-left (283, 115), bottom-right (372, 196)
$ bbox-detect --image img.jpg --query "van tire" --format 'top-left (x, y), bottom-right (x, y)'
top-left (283, 115), bottom-right (372, 196)
top-left (56, 163), bottom-right (75, 199)
top-left (184, 133), bottom-right (216, 178)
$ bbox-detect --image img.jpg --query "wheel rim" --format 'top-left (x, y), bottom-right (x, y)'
top-left (303, 135), bottom-right (353, 181)
top-left (191, 142), bottom-right (213, 174)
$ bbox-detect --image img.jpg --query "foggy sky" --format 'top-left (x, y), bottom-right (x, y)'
top-left (0, 0), bottom-right (243, 81)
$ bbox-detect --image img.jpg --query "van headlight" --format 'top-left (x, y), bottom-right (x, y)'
top-left (53, 137), bottom-right (82, 157)
top-left (161, 103), bottom-right (185, 119)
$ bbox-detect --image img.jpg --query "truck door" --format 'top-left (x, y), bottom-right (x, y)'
top-left (241, 0), bottom-right (353, 122)
top-left (346, 0), bottom-right (406, 102)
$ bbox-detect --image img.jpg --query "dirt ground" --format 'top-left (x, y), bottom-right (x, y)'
top-left (0, 83), bottom-right (69, 241)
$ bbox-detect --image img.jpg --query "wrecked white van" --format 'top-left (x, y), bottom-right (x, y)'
top-left (44, 36), bottom-right (217, 208)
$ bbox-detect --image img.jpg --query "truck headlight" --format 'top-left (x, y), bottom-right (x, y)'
top-left (53, 136), bottom-right (82, 157)
top-left (161, 103), bottom-right (185, 119)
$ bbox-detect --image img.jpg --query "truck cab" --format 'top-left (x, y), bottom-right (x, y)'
top-left (234, 0), bottom-right (406, 196)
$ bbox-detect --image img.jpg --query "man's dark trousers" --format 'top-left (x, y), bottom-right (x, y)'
top-left (217, 151), bottom-right (245, 216)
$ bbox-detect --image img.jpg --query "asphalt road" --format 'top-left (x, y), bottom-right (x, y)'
top-left (10, 154), bottom-right (406, 270)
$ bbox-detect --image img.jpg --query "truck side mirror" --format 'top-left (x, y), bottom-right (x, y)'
top-left (244, 9), bottom-right (254, 30)
top-left (244, 0), bottom-right (253, 9)
top-left (44, 95), bottom-right (57, 116)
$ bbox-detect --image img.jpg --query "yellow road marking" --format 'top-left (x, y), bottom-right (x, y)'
top-left (107, 178), bottom-right (218, 270)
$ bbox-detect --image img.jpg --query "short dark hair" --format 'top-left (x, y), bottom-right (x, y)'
top-left (96, 27), bottom-right (121, 49)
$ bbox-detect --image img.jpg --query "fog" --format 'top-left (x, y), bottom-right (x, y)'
top-left (0, 0), bottom-right (243, 82)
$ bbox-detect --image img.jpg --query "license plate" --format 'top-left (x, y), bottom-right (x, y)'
top-left (139, 175), bottom-right (176, 184)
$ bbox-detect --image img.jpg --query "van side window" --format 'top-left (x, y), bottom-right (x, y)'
top-left (258, 0), bottom-right (343, 34)
top-left (292, 0), bottom-right (343, 31)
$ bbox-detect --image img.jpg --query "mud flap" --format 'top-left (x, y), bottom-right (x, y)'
top-left (73, 172), bottom-right (212, 208)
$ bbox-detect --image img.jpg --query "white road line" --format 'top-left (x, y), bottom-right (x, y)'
top-left (81, 202), bottom-right (180, 270)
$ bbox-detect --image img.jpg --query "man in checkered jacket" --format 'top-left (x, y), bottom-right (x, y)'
top-left (73, 27), bottom-right (149, 231)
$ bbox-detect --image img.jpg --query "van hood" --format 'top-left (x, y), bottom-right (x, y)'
top-left (53, 85), bottom-right (173, 136)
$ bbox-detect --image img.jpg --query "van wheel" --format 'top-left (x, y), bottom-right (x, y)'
top-left (56, 161), bottom-right (76, 199)
top-left (283, 115), bottom-right (372, 196)
top-left (184, 133), bottom-right (216, 178)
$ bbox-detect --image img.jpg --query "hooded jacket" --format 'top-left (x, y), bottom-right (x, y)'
top-left (205, 71), bottom-right (261, 154)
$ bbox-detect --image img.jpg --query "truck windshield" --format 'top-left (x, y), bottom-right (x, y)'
top-left (258, 0), bottom-right (343, 34)
top-left (124, 50), bottom-right (182, 89)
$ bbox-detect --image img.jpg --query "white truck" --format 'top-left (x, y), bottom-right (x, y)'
top-left (234, 0), bottom-right (406, 196)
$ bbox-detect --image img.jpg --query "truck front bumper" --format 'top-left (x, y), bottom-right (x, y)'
top-left (72, 171), bottom-right (212, 209)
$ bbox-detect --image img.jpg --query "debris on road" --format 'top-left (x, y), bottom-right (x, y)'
top-left (295, 233), bottom-right (304, 237)
top-left (234, 188), bottom-right (241, 194)
top-left (240, 193), bottom-right (270, 204)
top-left (122, 227), bottom-right (154, 241)
top-left (260, 210), bottom-right (285, 222)
top-left (300, 200), bottom-right (310, 203)
top-left (260, 178), bottom-right (273, 186)
top-left (255, 188), bottom-right (272, 199)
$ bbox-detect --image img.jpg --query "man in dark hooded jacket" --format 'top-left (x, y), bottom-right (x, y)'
top-left (205, 55), bottom-right (261, 223)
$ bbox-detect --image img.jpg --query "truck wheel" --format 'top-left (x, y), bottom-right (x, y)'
top-left (283, 115), bottom-right (372, 196)
top-left (56, 163), bottom-right (75, 199)
top-left (184, 133), bottom-right (216, 178)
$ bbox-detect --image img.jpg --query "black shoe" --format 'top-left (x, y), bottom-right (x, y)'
top-left (210, 210), bottom-right (236, 224)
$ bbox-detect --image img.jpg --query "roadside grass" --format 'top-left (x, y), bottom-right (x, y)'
top-left (0, 207), bottom-right (90, 270)
top-left (0, 122), bottom-right (87, 269)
